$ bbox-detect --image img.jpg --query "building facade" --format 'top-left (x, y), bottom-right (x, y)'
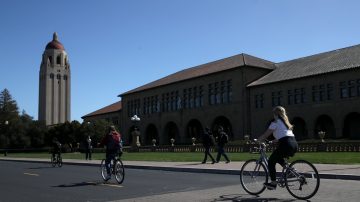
top-left (83, 44), bottom-right (360, 145)
top-left (38, 33), bottom-right (71, 125)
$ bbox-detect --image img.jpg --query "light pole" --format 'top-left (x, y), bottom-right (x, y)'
top-left (131, 115), bottom-right (141, 147)
top-left (2, 121), bottom-right (9, 156)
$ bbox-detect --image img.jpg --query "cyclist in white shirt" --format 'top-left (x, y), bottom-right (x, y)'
top-left (258, 106), bottom-right (298, 190)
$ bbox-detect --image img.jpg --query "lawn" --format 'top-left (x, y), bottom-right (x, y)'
top-left (4, 152), bottom-right (360, 164)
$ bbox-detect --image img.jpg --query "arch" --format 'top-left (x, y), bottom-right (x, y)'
top-left (343, 112), bottom-right (360, 139)
top-left (211, 116), bottom-right (233, 139)
top-left (145, 124), bottom-right (159, 145)
top-left (186, 119), bottom-right (203, 143)
top-left (314, 115), bottom-right (336, 139)
top-left (292, 117), bottom-right (308, 140)
top-left (56, 55), bottom-right (61, 65)
top-left (164, 122), bottom-right (180, 145)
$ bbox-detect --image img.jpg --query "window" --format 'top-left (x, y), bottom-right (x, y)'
top-left (287, 90), bottom-right (293, 105)
top-left (340, 81), bottom-right (348, 98)
top-left (63, 75), bottom-right (67, 80)
top-left (271, 91), bottom-right (282, 106)
top-left (56, 55), bottom-right (61, 65)
top-left (56, 74), bottom-right (61, 80)
top-left (349, 80), bottom-right (356, 97)
top-left (50, 73), bottom-right (54, 79)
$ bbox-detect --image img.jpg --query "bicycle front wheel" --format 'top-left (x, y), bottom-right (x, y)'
top-left (100, 159), bottom-right (107, 181)
top-left (51, 156), bottom-right (56, 167)
top-left (285, 160), bottom-right (320, 200)
top-left (240, 159), bottom-right (268, 195)
top-left (57, 155), bottom-right (63, 167)
top-left (114, 160), bottom-right (125, 184)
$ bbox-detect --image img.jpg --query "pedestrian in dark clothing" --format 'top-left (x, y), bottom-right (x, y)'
top-left (215, 126), bottom-right (230, 163)
top-left (85, 136), bottom-right (92, 160)
top-left (202, 127), bottom-right (216, 164)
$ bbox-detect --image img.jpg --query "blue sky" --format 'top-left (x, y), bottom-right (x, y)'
top-left (1, 0), bottom-right (360, 122)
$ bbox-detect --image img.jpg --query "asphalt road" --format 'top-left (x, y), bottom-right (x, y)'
top-left (0, 161), bottom-right (359, 202)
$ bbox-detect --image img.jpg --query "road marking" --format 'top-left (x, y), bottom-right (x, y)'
top-left (24, 172), bottom-right (39, 176)
top-left (101, 183), bottom-right (123, 188)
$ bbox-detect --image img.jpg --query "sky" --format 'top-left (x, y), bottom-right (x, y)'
top-left (1, 0), bottom-right (360, 122)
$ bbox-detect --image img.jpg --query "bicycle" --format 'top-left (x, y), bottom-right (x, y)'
top-left (100, 153), bottom-right (125, 184)
top-left (51, 153), bottom-right (63, 167)
top-left (240, 139), bottom-right (320, 200)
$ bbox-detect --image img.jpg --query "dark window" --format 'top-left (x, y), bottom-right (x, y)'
top-left (56, 55), bottom-right (61, 65)
top-left (50, 73), bottom-right (54, 79)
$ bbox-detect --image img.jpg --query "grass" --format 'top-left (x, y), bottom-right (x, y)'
top-left (3, 151), bottom-right (360, 164)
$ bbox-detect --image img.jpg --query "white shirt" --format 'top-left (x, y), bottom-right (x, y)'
top-left (268, 119), bottom-right (294, 140)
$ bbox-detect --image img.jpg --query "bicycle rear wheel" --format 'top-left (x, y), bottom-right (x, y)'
top-left (100, 159), bottom-right (107, 181)
top-left (114, 159), bottom-right (125, 184)
top-left (285, 160), bottom-right (320, 200)
top-left (240, 159), bottom-right (268, 195)
top-left (57, 155), bottom-right (63, 167)
top-left (51, 156), bottom-right (56, 167)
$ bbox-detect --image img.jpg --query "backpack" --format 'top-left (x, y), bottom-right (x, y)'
top-left (107, 132), bottom-right (121, 150)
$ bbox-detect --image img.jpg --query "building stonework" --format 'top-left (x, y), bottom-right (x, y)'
top-left (38, 33), bottom-right (71, 125)
top-left (83, 44), bottom-right (360, 145)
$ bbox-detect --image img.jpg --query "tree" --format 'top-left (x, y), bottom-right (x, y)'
top-left (0, 88), bottom-right (19, 123)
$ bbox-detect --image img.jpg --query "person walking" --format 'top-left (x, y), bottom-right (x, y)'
top-left (215, 126), bottom-right (230, 163)
top-left (258, 106), bottom-right (298, 190)
top-left (201, 127), bottom-right (216, 164)
top-left (85, 136), bottom-right (92, 160)
top-left (99, 125), bottom-right (122, 181)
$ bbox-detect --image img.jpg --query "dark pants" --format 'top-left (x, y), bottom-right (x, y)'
top-left (203, 147), bottom-right (215, 163)
top-left (85, 149), bottom-right (92, 160)
top-left (105, 150), bottom-right (118, 175)
top-left (216, 146), bottom-right (230, 162)
top-left (268, 136), bottom-right (298, 181)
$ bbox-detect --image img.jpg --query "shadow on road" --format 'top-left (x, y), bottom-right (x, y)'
top-left (27, 166), bottom-right (57, 169)
top-left (211, 194), bottom-right (299, 202)
top-left (53, 181), bottom-right (122, 188)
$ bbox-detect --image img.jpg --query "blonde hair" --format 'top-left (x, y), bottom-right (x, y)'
top-left (273, 106), bottom-right (293, 130)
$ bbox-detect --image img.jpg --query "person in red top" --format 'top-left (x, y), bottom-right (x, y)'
top-left (99, 125), bottom-right (122, 181)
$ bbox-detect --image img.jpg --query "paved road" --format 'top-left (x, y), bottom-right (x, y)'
top-left (0, 161), bottom-right (359, 202)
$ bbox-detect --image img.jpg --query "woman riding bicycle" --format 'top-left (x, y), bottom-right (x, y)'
top-left (99, 125), bottom-right (122, 181)
top-left (258, 106), bottom-right (298, 190)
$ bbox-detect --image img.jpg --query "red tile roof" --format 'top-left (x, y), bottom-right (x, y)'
top-left (120, 53), bottom-right (275, 96)
top-left (82, 101), bottom-right (122, 119)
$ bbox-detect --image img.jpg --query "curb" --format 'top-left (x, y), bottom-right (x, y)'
top-left (1, 158), bottom-right (359, 181)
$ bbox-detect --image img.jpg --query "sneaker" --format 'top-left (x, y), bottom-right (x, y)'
top-left (264, 182), bottom-right (277, 190)
top-left (225, 160), bottom-right (231, 164)
top-left (211, 161), bottom-right (216, 164)
top-left (104, 174), bottom-right (111, 181)
top-left (201, 161), bottom-right (206, 164)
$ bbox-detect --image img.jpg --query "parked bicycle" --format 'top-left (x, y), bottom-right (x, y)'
top-left (51, 153), bottom-right (62, 167)
top-left (240, 139), bottom-right (320, 200)
top-left (100, 154), bottom-right (125, 184)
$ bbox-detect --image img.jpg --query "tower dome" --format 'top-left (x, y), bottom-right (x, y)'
top-left (45, 32), bottom-right (65, 50)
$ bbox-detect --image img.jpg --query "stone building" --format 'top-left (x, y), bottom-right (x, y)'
top-left (38, 33), bottom-right (71, 125)
top-left (82, 101), bottom-right (122, 126)
top-left (83, 44), bottom-right (360, 145)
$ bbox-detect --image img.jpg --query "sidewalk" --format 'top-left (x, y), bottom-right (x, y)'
top-left (1, 157), bottom-right (360, 181)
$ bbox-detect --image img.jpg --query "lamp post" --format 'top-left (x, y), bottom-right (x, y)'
top-left (2, 121), bottom-right (9, 156)
top-left (131, 115), bottom-right (141, 148)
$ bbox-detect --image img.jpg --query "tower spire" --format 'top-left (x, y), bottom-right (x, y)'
top-left (53, 32), bottom-right (58, 41)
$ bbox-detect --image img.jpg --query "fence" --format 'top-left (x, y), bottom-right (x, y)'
top-left (1, 142), bottom-right (360, 154)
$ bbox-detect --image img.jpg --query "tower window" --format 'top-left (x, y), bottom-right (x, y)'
top-left (48, 56), bottom-right (53, 65)
top-left (57, 55), bottom-right (61, 65)
top-left (63, 75), bottom-right (67, 80)
top-left (57, 74), bottom-right (61, 79)
top-left (50, 73), bottom-right (54, 79)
